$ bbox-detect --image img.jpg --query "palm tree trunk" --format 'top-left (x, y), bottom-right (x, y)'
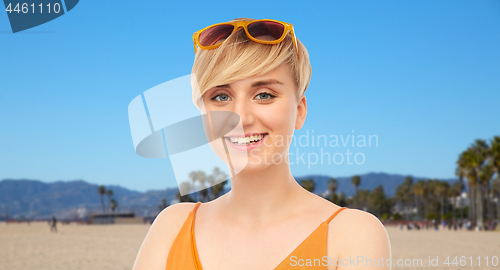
top-left (497, 175), bottom-right (500, 221)
top-left (423, 197), bottom-right (428, 220)
top-left (414, 194), bottom-right (418, 219)
top-left (459, 184), bottom-right (464, 223)
top-left (497, 171), bottom-right (500, 221)
top-left (497, 190), bottom-right (500, 221)
top-left (472, 185), bottom-right (477, 227)
top-left (100, 195), bottom-right (105, 212)
top-left (443, 194), bottom-right (447, 217)
top-left (475, 184), bottom-right (484, 230)
top-left (458, 187), bottom-right (464, 222)
top-left (486, 184), bottom-right (493, 222)
top-left (452, 197), bottom-right (456, 221)
top-left (468, 183), bottom-right (475, 227)
top-left (355, 187), bottom-right (358, 209)
top-left (404, 200), bottom-right (408, 220)
top-left (415, 196), bottom-right (420, 219)
top-left (460, 197), bottom-right (464, 222)
top-left (440, 196), bottom-right (444, 222)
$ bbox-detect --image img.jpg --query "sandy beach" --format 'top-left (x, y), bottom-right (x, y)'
top-left (1, 222), bottom-right (498, 270)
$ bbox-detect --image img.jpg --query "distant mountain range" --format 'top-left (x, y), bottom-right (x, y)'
top-left (295, 172), bottom-right (458, 198)
top-left (0, 179), bottom-right (178, 220)
top-left (0, 172), bottom-right (457, 220)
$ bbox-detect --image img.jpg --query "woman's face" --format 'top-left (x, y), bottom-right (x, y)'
top-left (201, 63), bottom-right (307, 173)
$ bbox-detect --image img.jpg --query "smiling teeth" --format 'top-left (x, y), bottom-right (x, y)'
top-left (227, 134), bottom-right (265, 145)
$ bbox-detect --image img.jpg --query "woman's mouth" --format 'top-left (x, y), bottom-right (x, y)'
top-left (223, 133), bottom-right (269, 151)
top-left (225, 133), bottom-right (267, 145)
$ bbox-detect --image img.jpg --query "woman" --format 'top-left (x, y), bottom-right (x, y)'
top-left (133, 18), bottom-right (391, 270)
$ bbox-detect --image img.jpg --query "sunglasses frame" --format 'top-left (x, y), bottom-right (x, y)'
top-left (193, 19), bottom-right (299, 58)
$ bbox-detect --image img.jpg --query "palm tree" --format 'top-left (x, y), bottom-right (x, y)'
top-left (337, 192), bottom-right (347, 207)
top-left (411, 180), bottom-right (427, 220)
top-left (395, 185), bottom-right (406, 219)
top-left (188, 170), bottom-right (207, 202)
top-left (196, 171), bottom-right (207, 202)
top-left (98, 185), bottom-right (106, 212)
top-left (489, 136), bottom-right (500, 221)
top-left (459, 140), bottom-right (489, 229)
top-left (188, 171), bottom-right (199, 198)
top-left (300, 179), bottom-right (315, 193)
top-left (449, 181), bottom-right (463, 222)
top-left (351, 175), bottom-right (361, 208)
top-left (424, 179), bottom-right (439, 220)
top-left (177, 181), bottom-right (194, 202)
top-left (370, 185), bottom-right (388, 218)
top-left (403, 177), bottom-right (414, 217)
top-left (210, 167), bottom-right (228, 200)
top-left (454, 159), bottom-right (466, 222)
top-left (457, 150), bottom-right (476, 226)
top-left (357, 189), bottom-right (370, 211)
top-left (108, 198), bottom-right (117, 224)
top-left (328, 178), bottom-right (338, 203)
top-left (471, 139), bottom-right (489, 229)
top-left (435, 181), bottom-right (449, 222)
top-left (211, 180), bottom-right (228, 200)
top-left (492, 177), bottom-right (500, 221)
top-left (206, 174), bottom-right (215, 200)
top-left (106, 189), bottom-right (113, 212)
top-left (158, 198), bottom-right (168, 211)
top-left (110, 199), bottom-right (118, 213)
top-left (478, 163), bottom-right (494, 222)
top-left (397, 177), bottom-right (413, 220)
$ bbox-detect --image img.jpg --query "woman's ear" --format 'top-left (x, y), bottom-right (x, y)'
top-left (295, 95), bottom-right (307, 130)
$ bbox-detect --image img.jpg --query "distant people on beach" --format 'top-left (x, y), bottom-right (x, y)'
top-left (50, 216), bottom-right (57, 233)
top-left (485, 220), bottom-right (497, 231)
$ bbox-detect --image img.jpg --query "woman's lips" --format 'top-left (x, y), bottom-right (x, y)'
top-left (224, 133), bottom-right (268, 151)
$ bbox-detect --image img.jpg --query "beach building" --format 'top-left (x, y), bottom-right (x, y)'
top-left (88, 212), bottom-right (143, 224)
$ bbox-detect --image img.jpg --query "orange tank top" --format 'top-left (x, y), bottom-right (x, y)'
top-left (166, 202), bottom-right (348, 270)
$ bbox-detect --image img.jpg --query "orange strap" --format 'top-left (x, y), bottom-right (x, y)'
top-left (190, 202), bottom-right (202, 270)
top-left (325, 207), bottom-right (348, 224)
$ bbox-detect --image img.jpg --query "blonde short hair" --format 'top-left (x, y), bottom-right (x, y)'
top-left (191, 18), bottom-right (312, 110)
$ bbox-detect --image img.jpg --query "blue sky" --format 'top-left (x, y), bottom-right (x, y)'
top-left (1, 0), bottom-right (499, 192)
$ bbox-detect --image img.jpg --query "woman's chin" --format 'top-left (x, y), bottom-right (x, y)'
top-left (239, 158), bottom-right (276, 174)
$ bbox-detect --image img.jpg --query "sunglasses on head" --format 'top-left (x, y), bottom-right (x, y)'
top-left (193, 19), bottom-right (299, 57)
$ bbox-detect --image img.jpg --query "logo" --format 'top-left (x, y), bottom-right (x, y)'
top-left (128, 75), bottom-right (248, 195)
top-left (4, 0), bottom-right (79, 33)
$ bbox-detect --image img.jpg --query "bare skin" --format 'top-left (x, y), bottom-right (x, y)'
top-left (132, 64), bottom-right (391, 270)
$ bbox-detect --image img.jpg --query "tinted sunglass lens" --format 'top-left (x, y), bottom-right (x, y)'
top-left (199, 24), bottom-right (235, 47)
top-left (247, 21), bottom-right (285, 41)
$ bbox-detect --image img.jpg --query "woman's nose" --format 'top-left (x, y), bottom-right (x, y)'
top-left (232, 99), bottom-right (255, 127)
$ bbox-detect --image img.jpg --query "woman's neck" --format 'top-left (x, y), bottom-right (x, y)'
top-left (218, 161), bottom-right (309, 224)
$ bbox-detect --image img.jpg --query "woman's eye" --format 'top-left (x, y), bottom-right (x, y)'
top-left (255, 92), bottom-right (275, 100)
top-left (210, 92), bottom-right (275, 102)
top-left (212, 94), bottom-right (231, 102)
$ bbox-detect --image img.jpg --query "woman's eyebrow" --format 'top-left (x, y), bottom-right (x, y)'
top-left (212, 79), bottom-right (283, 89)
top-left (251, 79), bottom-right (284, 88)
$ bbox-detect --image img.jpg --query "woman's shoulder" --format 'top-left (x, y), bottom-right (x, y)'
top-left (151, 202), bottom-right (199, 242)
top-left (153, 202), bottom-right (201, 238)
top-left (327, 208), bottom-right (391, 268)
top-left (328, 207), bottom-right (388, 236)
top-left (328, 206), bottom-right (383, 225)
top-left (156, 202), bottom-right (199, 224)
top-left (131, 202), bottom-right (198, 270)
